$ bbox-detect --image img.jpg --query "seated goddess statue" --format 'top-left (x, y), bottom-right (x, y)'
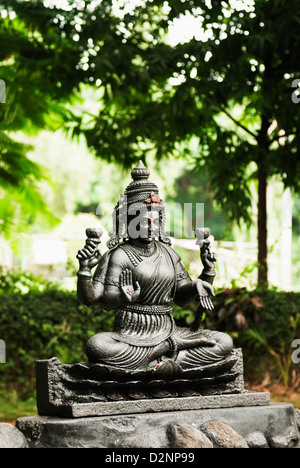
top-left (76, 161), bottom-right (234, 374)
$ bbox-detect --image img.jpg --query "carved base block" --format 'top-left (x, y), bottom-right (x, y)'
top-left (34, 349), bottom-right (265, 418)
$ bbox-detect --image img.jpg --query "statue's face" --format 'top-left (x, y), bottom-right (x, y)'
top-left (127, 207), bottom-right (160, 242)
top-left (139, 210), bottom-right (160, 243)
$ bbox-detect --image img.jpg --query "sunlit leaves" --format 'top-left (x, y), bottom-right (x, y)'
top-left (0, 0), bottom-right (300, 238)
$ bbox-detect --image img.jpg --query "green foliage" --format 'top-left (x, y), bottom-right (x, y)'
top-left (0, 267), bottom-right (52, 294)
top-left (0, 128), bottom-right (59, 242)
top-left (0, 267), bottom-right (113, 397)
top-left (0, 390), bottom-right (36, 421)
top-left (166, 166), bottom-right (234, 240)
top-left (60, 0), bottom-right (300, 190)
top-left (205, 287), bottom-right (300, 385)
top-left (0, 0), bottom-right (86, 241)
top-left (56, 0), bottom-right (300, 284)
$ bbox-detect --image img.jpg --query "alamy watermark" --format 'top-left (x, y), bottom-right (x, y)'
top-left (96, 199), bottom-right (205, 240)
top-left (291, 79), bottom-right (300, 104)
top-left (292, 339), bottom-right (300, 364)
top-left (0, 340), bottom-right (5, 363)
top-left (0, 79), bottom-right (5, 103)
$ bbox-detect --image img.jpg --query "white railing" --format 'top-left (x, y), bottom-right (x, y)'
top-left (0, 233), bottom-right (298, 292)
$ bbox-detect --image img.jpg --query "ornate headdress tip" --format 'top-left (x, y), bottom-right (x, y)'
top-left (131, 161), bottom-right (150, 181)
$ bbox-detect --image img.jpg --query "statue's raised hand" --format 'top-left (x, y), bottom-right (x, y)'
top-left (200, 244), bottom-right (217, 272)
top-left (120, 269), bottom-right (141, 303)
top-left (195, 278), bottom-right (215, 311)
top-left (77, 227), bottom-right (103, 272)
top-left (77, 240), bottom-right (101, 270)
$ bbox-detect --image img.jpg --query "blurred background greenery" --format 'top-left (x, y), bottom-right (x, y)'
top-left (0, 0), bottom-right (299, 419)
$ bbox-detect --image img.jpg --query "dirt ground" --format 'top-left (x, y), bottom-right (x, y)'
top-left (246, 372), bottom-right (300, 409)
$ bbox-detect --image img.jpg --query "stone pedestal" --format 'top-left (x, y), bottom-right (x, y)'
top-left (18, 351), bottom-right (298, 448)
top-left (16, 402), bottom-right (299, 448)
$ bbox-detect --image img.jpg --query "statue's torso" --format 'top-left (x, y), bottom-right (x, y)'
top-left (94, 241), bottom-right (184, 348)
top-left (120, 241), bottom-right (176, 306)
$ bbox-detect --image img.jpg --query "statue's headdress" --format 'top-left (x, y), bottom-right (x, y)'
top-left (107, 161), bottom-right (171, 248)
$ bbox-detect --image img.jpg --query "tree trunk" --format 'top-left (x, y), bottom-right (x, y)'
top-left (257, 112), bottom-right (270, 288)
top-left (257, 163), bottom-right (268, 287)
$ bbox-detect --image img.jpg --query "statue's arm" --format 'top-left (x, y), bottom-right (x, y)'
top-left (174, 277), bottom-right (198, 307)
top-left (77, 248), bottom-right (138, 310)
top-left (77, 276), bottom-right (104, 307)
top-left (77, 275), bottom-right (131, 310)
top-left (195, 227), bottom-right (217, 285)
top-left (76, 229), bottom-right (107, 306)
top-left (77, 255), bottom-right (107, 306)
top-left (198, 244), bottom-right (217, 285)
top-left (173, 258), bottom-right (214, 308)
top-left (172, 258), bottom-right (200, 307)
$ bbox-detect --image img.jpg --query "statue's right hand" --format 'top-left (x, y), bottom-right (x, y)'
top-left (120, 269), bottom-right (141, 303)
top-left (77, 240), bottom-right (101, 270)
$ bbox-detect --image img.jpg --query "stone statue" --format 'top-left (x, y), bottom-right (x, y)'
top-left (76, 161), bottom-right (234, 373)
top-left (35, 161), bottom-right (245, 416)
top-left (19, 163), bottom-right (278, 443)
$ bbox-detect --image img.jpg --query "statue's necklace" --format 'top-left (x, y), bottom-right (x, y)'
top-left (129, 242), bottom-right (157, 257)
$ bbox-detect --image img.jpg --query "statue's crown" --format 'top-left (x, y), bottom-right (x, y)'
top-left (108, 161), bottom-right (170, 248)
top-left (131, 160), bottom-right (150, 181)
top-left (124, 161), bottom-right (160, 204)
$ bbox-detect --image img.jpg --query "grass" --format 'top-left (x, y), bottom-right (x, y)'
top-left (0, 391), bottom-right (37, 424)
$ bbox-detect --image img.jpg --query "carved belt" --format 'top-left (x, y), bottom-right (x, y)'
top-left (113, 304), bottom-right (174, 347)
top-left (122, 304), bottom-right (173, 315)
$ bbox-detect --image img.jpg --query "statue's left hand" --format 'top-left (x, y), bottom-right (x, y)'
top-left (120, 269), bottom-right (141, 303)
top-left (195, 279), bottom-right (215, 311)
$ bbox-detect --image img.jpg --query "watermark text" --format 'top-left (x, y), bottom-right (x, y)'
top-left (0, 340), bottom-right (6, 363)
top-left (292, 339), bottom-right (300, 364)
top-left (0, 80), bottom-right (5, 103)
top-left (96, 199), bottom-right (205, 240)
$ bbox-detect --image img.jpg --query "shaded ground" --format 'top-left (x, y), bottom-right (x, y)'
top-left (246, 373), bottom-right (300, 409)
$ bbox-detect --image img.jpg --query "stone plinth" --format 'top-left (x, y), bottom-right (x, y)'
top-left (38, 391), bottom-right (270, 418)
top-left (16, 402), bottom-right (299, 449)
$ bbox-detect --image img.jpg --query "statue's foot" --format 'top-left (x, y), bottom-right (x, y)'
top-left (175, 330), bottom-right (234, 370)
top-left (153, 359), bottom-right (183, 377)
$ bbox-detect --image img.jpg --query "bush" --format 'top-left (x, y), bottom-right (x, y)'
top-left (204, 287), bottom-right (300, 386)
top-left (0, 268), bottom-right (113, 397)
top-left (0, 267), bottom-right (299, 397)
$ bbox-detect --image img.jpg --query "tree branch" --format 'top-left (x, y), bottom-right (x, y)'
top-left (219, 105), bottom-right (258, 140)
